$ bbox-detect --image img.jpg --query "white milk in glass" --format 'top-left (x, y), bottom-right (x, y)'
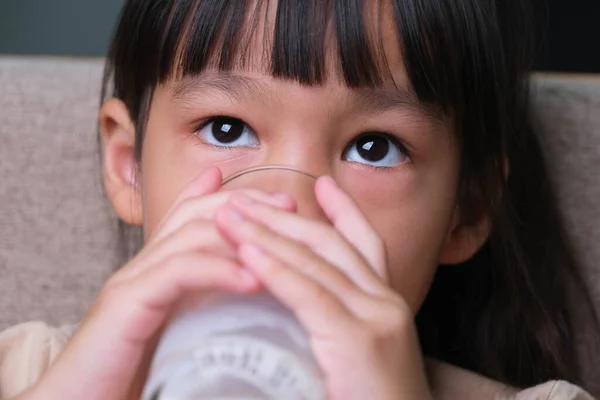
top-left (143, 167), bottom-right (327, 400)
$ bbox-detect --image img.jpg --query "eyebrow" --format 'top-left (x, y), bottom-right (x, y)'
top-left (171, 74), bottom-right (269, 104)
top-left (351, 86), bottom-right (444, 124)
top-left (171, 73), bottom-right (444, 124)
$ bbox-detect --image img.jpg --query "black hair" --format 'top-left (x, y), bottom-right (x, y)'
top-left (101, 0), bottom-right (598, 390)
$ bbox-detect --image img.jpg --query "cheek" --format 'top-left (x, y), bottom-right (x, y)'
top-left (140, 128), bottom-right (196, 239)
top-left (376, 213), bottom-right (446, 314)
top-left (343, 167), bottom-right (458, 314)
top-left (139, 115), bottom-right (252, 239)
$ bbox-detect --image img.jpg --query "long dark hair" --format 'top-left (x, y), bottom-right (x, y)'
top-left (100, 0), bottom-right (598, 390)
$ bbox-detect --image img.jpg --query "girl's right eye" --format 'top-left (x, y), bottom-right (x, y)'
top-left (196, 116), bottom-right (259, 148)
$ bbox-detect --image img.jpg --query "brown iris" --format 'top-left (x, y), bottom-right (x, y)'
top-left (355, 135), bottom-right (390, 162)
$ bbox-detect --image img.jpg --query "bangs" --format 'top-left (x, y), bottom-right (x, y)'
top-left (108, 0), bottom-right (517, 117)
top-left (154, 0), bottom-right (393, 87)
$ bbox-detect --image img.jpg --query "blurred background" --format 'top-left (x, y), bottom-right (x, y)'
top-left (0, 0), bottom-right (598, 73)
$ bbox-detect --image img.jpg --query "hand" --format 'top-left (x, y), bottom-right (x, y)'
top-left (21, 167), bottom-right (296, 400)
top-left (215, 176), bottom-right (432, 400)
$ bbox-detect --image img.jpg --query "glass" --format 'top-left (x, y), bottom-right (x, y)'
top-left (142, 167), bottom-right (326, 400)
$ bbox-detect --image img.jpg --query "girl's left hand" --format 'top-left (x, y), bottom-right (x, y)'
top-left (214, 176), bottom-right (432, 400)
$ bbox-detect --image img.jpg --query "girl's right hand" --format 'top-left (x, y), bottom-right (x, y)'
top-left (16, 167), bottom-right (295, 400)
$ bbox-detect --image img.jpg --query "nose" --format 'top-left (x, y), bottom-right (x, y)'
top-left (220, 166), bottom-right (329, 222)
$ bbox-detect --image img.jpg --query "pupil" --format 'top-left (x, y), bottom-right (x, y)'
top-left (212, 117), bottom-right (244, 143)
top-left (356, 136), bottom-right (389, 162)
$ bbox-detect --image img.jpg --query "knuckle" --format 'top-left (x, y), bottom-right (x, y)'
top-left (173, 221), bottom-right (235, 257)
top-left (104, 270), bottom-right (125, 287)
top-left (293, 240), bottom-right (315, 258)
top-left (175, 222), bottom-right (224, 252)
top-left (103, 265), bottom-right (134, 289)
top-left (158, 253), bottom-right (206, 285)
top-left (242, 219), bottom-right (271, 240)
top-left (178, 219), bottom-right (210, 238)
top-left (374, 301), bottom-right (412, 339)
top-left (311, 283), bottom-right (332, 303)
top-left (170, 193), bottom-right (226, 222)
top-left (162, 252), bottom-right (192, 272)
top-left (96, 281), bottom-right (126, 311)
top-left (166, 197), bottom-right (195, 221)
top-left (261, 254), bottom-right (284, 276)
top-left (348, 323), bottom-right (377, 348)
top-left (309, 222), bottom-right (340, 248)
top-left (316, 222), bottom-right (338, 242)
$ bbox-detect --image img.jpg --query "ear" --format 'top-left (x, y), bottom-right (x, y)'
top-left (99, 98), bottom-right (143, 226)
top-left (438, 206), bottom-right (491, 265)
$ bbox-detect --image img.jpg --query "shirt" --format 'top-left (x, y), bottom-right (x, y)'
top-left (0, 322), bottom-right (594, 399)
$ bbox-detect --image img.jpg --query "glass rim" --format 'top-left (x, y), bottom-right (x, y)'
top-left (221, 166), bottom-right (319, 186)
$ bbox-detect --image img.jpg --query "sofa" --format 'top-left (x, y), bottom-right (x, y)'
top-left (0, 56), bottom-right (599, 396)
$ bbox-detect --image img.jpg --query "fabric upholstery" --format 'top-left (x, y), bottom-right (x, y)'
top-left (530, 76), bottom-right (600, 394)
top-left (0, 57), bottom-right (117, 330)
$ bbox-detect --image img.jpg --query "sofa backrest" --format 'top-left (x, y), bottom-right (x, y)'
top-left (0, 57), bottom-right (116, 329)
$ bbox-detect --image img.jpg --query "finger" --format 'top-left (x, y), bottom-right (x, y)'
top-left (238, 243), bottom-right (358, 338)
top-left (103, 252), bottom-right (260, 344)
top-left (315, 176), bottom-right (389, 281)
top-left (148, 190), bottom-right (297, 245)
top-left (223, 194), bottom-right (386, 293)
top-left (115, 219), bottom-right (237, 281)
top-left (43, 252), bottom-right (259, 400)
top-left (215, 205), bottom-right (363, 300)
top-left (237, 244), bottom-right (421, 400)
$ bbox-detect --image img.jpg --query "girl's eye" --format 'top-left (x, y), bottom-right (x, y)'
top-left (196, 117), bottom-right (259, 148)
top-left (343, 134), bottom-right (409, 167)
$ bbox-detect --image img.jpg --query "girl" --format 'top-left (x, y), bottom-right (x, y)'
top-left (1, 0), bottom-right (597, 399)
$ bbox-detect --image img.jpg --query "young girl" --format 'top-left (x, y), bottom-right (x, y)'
top-left (0, 0), bottom-right (597, 399)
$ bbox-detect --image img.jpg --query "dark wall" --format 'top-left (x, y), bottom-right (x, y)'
top-left (0, 0), bottom-right (123, 57)
top-left (536, 0), bottom-right (600, 72)
top-left (0, 0), bottom-right (598, 72)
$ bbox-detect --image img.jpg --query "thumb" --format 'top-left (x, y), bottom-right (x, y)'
top-left (172, 166), bottom-right (223, 204)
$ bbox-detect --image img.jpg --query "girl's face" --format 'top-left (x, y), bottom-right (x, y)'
top-left (101, 7), bottom-right (489, 314)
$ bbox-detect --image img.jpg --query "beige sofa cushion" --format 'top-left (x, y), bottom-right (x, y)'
top-left (0, 57), bottom-right (116, 329)
top-left (0, 56), bottom-right (599, 395)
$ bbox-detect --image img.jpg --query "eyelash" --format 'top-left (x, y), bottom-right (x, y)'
top-left (193, 116), bottom-right (413, 166)
top-left (346, 133), bottom-right (412, 165)
top-left (193, 116), bottom-right (258, 149)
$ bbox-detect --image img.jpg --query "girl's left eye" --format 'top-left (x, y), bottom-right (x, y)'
top-left (196, 116), bottom-right (259, 148)
top-left (343, 133), bottom-right (409, 167)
